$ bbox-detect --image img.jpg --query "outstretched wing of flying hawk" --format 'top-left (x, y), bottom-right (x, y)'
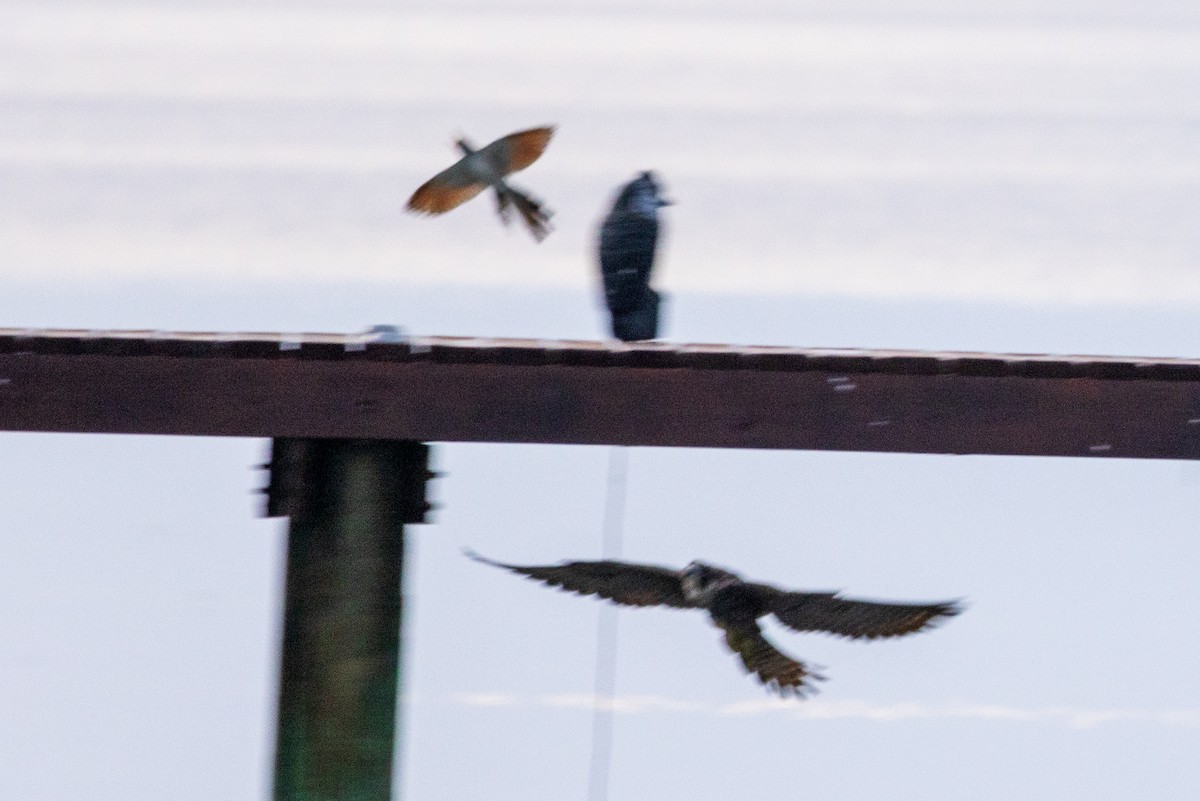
top-left (467, 551), bottom-right (961, 697)
top-left (465, 550), bottom-right (693, 608)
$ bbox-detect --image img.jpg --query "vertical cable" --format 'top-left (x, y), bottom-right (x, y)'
top-left (587, 446), bottom-right (627, 801)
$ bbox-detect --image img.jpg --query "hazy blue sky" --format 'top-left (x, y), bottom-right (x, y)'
top-left (3, 1), bottom-right (1200, 799)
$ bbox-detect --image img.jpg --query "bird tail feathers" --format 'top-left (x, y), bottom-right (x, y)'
top-left (721, 622), bottom-right (826, 698)
top-left (495, 185), bottom-right (553, 242)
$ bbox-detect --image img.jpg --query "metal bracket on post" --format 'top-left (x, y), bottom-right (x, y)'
top-left (265, 438), bottom-right (434, 524)
top-left (262, 438), bottom-right (434, 801)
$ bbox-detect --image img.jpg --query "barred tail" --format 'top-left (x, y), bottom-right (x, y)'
top-left (504, 185), bottom-right (553, 242)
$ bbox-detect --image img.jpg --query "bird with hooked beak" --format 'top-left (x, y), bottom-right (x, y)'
top-left (467, 550), bottom-right (962, 697)
top-left (407, 126), bottom-right (555, 241)
top-left (597, 171), bottom-right (672, 340)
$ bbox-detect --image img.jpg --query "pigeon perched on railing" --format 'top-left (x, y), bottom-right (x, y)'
top-left (467, 550), bottom-right (961, 697)
top-left (407, 126), bottom-right (555, 241)
top-left (597, 171), bottom-right (671, 340)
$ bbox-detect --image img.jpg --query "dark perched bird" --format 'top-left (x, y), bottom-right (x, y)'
top-left (407, 126), bottom-right (555, 241)
top-left (467, 550), bottom-right (961, 697)
top-left (597, 171), bottom-right (672, 340)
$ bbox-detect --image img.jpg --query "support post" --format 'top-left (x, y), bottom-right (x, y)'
top-left (264, 438), bottom-right (431, 801)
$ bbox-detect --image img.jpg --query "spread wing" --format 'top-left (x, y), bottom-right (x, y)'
top-left (407, 126), bottom-right (552, 215)
top-left (465, 549), bottom-right (692, 608)
top-left (719, 619), bottom-right (825, 698)
top-left (479, 126), bottom-right (555, 176)
top-left (753, 585), bottom-right (962, 640)
top-left (406, 157), bottom-right (487, 215)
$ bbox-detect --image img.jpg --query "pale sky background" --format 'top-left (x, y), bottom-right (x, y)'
top-left (2, 1), bottom-right (1200, 799)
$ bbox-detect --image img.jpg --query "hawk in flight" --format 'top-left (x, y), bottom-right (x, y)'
top-left (597, 171), bottom-right (672, 340)
top-left (407, 126), bottom-right (555, 241)
top-left (467, 551), bottom-right (961, 697)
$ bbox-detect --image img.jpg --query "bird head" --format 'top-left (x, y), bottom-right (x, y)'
top-left (612, 171), bottom-right (672, 218)
top-left (453, 134), bottom-right (477, 156)
top-left (638, 171), bottom-right (673, 206)
top-left (681, 560), bottom-right (739, 603)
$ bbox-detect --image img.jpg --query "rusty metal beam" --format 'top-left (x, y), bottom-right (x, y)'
top-left (2, 328), bottom-right (1200, 459)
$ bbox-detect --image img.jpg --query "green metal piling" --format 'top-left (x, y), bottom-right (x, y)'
top-left (265, 438), bottom-right (431, 801)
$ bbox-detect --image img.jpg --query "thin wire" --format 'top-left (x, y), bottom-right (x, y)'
top-left (587, 446), bottom-right (627, 801)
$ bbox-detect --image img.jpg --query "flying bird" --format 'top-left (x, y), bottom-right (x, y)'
top-left (467, 550), bottom-right (961, 697)
top-left (407, 126), bottom-right (555, 241)
top-left (597, 171), bottom-right (672, 340)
